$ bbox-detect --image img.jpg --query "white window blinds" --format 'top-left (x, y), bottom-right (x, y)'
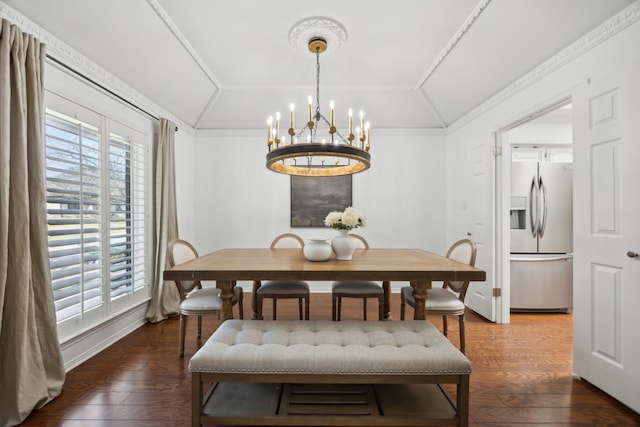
top-left (45, 106), bottom-right (149, 335)
top-left (46, 111), bottom-right (104, 323)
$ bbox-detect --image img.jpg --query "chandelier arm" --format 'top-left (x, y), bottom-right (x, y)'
top-left (317, 114), bottom-right (350, 145)
top-left (292, 113), bottom-right (350, 146)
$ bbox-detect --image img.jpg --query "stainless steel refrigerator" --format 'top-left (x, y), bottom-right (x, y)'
top-left (510, 162), bottom-right (573, 312)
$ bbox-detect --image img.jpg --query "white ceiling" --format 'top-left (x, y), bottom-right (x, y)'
top-left (2, 0), bottom-right (635, 131)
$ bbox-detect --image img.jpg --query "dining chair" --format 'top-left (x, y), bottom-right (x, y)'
top-left (168, 239), bottom-right (243, 356)
top-left (254, 233), bottom-right (310, 320)
top-left (400, 238), bottom-right (477, 353)
top-left (331, 234), bottom-right (385, 321)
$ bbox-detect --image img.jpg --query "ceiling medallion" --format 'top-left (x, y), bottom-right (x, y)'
top-left (288, 17), bottom-right (347, 55)
top-left (266, 26), bottom-right (370, 177)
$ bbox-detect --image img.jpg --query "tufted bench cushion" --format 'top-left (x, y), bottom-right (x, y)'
top-left (190, 319), bottom-right (471, 376)
top-left (189, 320), bottom-right (471, 427)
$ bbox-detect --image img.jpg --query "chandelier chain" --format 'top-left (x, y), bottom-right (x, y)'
top-left (316, 49), bottom-right (321, 117)
top-left (314, 48), bottom-right (321, 142)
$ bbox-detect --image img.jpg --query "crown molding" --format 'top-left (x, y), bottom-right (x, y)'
top-left (0, 1), bottom-right (194, 136)
top-left (417, 0), bottom-right (492, 89)
top-left (147, 0), bottom-right (222, 132)
top-left (195, 128), bottom-right (445, 139)
top-left (220, 85), bottom-right (417, 92)
top-left (417, 88), bottom-right (447, 129)
top-left (146, 0), bottom-right (221, 91)
top-left (446, 1), bottom-right (640, 133)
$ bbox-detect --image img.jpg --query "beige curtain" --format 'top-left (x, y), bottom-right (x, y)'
top-left (0, 19), bottom-right (65, 426)
top-left (146, 118), bottom-right (180, 322)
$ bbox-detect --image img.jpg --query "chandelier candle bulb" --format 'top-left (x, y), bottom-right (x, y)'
top-left (307, 96), bottom-right (313, 127)
top-left (289, 103), bottom-right (295, 135)
top-left (365, 121), bottom-right (371, 150)
top-left (330, 101), bottom-right (335, 126)
top-left (347, 109), bottom-right (354, 142)
top-left (267, 116), bottom-right (273, 147)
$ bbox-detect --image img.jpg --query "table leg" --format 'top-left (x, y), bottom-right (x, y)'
top-left (217, 280), bottom-right (235, 320)
top-left (251, 280), bottom-right (262, 320)
top-left (382, 281), bottom-right (391, 320)
top-left (412, 280), bottom-right (431, 320)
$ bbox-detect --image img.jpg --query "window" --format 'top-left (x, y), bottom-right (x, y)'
top-left (45, 102), bottom-right (150, 340)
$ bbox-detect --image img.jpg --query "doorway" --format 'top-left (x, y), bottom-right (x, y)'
top-left (495, 98), bottom-right (573, 323)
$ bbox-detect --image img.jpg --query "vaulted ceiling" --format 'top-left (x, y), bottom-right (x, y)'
top-left (2, 0), bottom-right (635, 131)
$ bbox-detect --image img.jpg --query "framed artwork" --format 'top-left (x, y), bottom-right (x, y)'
top-left (291, 175), bottom-right (352, 227)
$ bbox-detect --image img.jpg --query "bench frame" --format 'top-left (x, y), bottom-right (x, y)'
top-left (192, 365), bottom-right (469, 427)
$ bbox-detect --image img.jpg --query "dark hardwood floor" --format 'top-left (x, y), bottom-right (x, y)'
top-left (21, 293), bottom-right (640, 426)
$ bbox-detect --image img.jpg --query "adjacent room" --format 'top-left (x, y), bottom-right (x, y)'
top-left (1, 1), bottom-right (639, 426)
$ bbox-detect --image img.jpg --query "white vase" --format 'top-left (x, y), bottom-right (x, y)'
top-left (332, 230), bottom-right (357, 260)
top-left (303, 238), bottom-right (332, 261)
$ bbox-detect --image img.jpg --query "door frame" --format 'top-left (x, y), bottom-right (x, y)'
top-left (494, 96), bottom-right (573, 324)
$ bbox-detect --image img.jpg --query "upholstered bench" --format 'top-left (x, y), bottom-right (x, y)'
top-left (189, 320), bottom-right (471, 427)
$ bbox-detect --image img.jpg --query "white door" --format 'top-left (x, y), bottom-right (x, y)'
top-left (464, 139), bottom-right (496, 322)
top-left (572, 62), bottom-right (640, 412)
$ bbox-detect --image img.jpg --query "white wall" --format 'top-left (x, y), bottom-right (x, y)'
top-left (177, 131), bottom-right (447, 291)
top-left (174, 130), bottom-right (197, 240)
top-left (445, 16), bottom-right (640, 319)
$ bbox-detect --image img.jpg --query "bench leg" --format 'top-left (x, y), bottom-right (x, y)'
top-left (192, 372), bottom-right (203, 427)
top-left (458, 375), bottom-right (470, 427)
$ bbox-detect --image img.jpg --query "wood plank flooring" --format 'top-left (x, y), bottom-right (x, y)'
top-left (21, 293), bottom-right (640, 426)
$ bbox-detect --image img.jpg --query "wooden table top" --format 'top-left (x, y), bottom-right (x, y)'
top-left (163, 248), bottom-right (486, 283)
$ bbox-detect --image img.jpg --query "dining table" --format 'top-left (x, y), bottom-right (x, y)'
top-left (163, 247), bottom-right (486, 321)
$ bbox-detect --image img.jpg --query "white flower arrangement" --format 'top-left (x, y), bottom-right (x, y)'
top-left (324, 207), bottom-right (366, 230)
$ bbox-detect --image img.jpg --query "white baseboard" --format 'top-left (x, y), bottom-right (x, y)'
top-left (59, 302), bottom-right (149, 372)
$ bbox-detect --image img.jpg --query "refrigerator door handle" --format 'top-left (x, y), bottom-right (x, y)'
top-left (529, 176), bottom-right (538, 238)
top-left (538, 176), bottom-right (548, 238)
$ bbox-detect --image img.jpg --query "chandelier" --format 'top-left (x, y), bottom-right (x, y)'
top-left (265, 37), bottom-right (371, 177)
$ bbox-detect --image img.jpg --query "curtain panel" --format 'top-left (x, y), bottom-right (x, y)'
top-left (0, 19), bottom-right (65, 426)
top-left (146, 118), bottom-right (180, 322)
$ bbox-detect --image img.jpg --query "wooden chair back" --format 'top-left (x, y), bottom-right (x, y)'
top-left (270, 233), bottom-right (305, 248)
top-left (349, 233), bottom-right (370, 249)
top-left (167, 239), bottom-right (201, 299)
top-left (443, 238), bottom-right (477, 299)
